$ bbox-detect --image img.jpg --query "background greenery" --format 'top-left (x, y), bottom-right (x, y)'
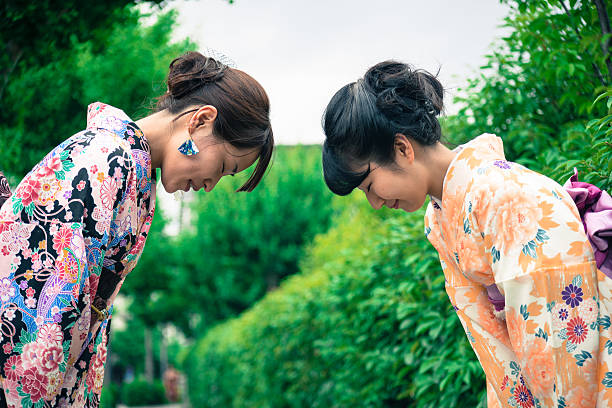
top-left (1, 0), bottom-right (610, 407)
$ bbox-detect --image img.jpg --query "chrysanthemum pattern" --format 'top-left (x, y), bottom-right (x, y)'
top-left (0, 103), bottom-right (156, 407)
top-left (424, 134), bottom-right (612, 407)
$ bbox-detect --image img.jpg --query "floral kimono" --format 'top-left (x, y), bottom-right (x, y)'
top-left (0, 103), bottom-right (156, 407)
top-left (424, 134), bottom-right (612, 407)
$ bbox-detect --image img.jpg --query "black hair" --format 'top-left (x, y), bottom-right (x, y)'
top-left (322, 60), bottom-right (444, 196)
top-left (156, 51), bottom-right (274, 192)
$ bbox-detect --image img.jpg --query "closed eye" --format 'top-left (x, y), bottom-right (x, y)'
top-left (231, 164), bottom-right (238, 176)
top-left (367, 183), bottom-right (372, 193)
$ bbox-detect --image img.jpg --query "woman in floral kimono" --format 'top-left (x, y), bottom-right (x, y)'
top-left (320, 60), bottom-right (612, 407)
top-left (0, 51), bottom-right (273, 407)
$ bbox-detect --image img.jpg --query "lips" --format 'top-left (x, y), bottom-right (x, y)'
top-left (391, 199), bottom-right (399, 209)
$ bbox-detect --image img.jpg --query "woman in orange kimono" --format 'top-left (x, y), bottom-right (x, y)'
top-left (321, 60), bottom-right (612, 407)
top-left (0, 51), bottom-right (274, 407)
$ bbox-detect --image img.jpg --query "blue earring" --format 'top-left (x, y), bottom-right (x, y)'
top-left (178, 134), bottom-right (199, 156)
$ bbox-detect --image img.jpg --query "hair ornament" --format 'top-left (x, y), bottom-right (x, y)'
top-left (202, 47), bottom-right (237, 69)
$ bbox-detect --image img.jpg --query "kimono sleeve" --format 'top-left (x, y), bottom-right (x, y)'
top-left (471, 170), bottom-right (603, 406)
top-left (0, 132), bottom-right (134, 405)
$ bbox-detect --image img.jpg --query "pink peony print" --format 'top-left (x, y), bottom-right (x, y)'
top-left (16, 178), bottom-right (41, 207)
top-left (20, 341), bottom-right (44, 370)
top-left (39, 343), bottom-right (64, 374)
top-left (488, 180), bottom-right (542, 252)
top-left (36, 157), bottom-right (62, 178)
top-left (566, 384), bottom-right (597, 408)
top-left (521, 337), bottom-right (554, 397)
top-left (21, 366), bottom-right (49, 403)
top-left (457, 233), bottom-right (490, 283)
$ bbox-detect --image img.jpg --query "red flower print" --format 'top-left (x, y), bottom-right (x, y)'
top-left (25, 287), bottom-right (35, 298)
top-left (567, 317), bottom-right (588, 344)
top-left (4, 355), bottom-right (22, 381)
top-left (39, 343), bottom-right (64, 373)
top-left (501, 375), bottom-right (509, 391)
top-left (513, 384), bottom-right (534, 407)
top-left (90, 164), bottom-right (98, 174)
top-left (16, 178), bottom-right (41, 207)
top-left (21, 366), bottom-right (49, 402)
top-left (77, 180), bottom-right (86, 191)
top-left (3, 342), bottom-right (13, 354)
top-left (36, 157), bottom-right (62, 178)
top-left (52, 224), bottom-right (73, 253)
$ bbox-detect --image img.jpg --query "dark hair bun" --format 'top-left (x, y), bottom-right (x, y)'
top-left (166, 51), bottom-right (227, 99)
top-left (364, 61), bottom-right (444, 145)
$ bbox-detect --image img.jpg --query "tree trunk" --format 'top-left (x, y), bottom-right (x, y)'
top-left (144, 327), bottom-right (153, 384)
top-left (160, 325), bottom-right (168, 377)
top-left (593, 0), bottom-right (612, 84)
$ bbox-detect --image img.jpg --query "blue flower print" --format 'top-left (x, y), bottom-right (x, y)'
top-left (557, 306), bottom-right (569, 322)
top-left (493, 160), bottom-right (511, 169)
top-left (562, 284), bottom-right (583, 308)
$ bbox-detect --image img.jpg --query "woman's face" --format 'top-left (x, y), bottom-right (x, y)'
top-left (160, 107), bottom-right (261, 193)
top-left (355, 135), bottom-right (430, 212)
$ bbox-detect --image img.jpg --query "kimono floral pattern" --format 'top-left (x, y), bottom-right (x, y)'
top-left (424, 134), bottom-right (612, 407)
top-left (0, 103), bottom-right (156, 407)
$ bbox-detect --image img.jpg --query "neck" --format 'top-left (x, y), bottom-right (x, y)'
top-left (425, 142), bottom-right (456, 200)
top-left (135, 110), bottom-right (175, 170)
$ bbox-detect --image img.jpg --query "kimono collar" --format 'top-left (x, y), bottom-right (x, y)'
top-left (433, 133), bottom-right (506, 210)
top-left (85, 102), bottom-right (151, 158)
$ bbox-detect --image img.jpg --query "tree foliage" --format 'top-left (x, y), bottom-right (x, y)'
top-left (445, 0), bottom-right (610, 166)
top-left (183, 1), bottom-right (612, 406)
top-left (0, 0), bottom-right (163, 103)
top-left (124, 146), bottom-right (336, 337)
top-left (0, 7), bottom-right (193, 182)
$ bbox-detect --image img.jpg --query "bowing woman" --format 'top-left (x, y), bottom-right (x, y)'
top-left (0, 51), bottom-right (273, 407)
top-left (321, 60), bottom-right (612, 407)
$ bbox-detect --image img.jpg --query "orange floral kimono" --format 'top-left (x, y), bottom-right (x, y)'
top-left (424, 134), bottom-right (612, 407)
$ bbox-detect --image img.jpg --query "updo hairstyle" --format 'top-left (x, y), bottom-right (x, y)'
top-left (322, 60), bottom-right (444, 195)
top-left (156, 51), bottom-right (274, 192)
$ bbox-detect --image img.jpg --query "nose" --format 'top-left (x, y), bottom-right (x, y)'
top-left (364, 191), bottom-right (384, 210)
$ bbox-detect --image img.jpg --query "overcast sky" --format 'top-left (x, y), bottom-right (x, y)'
top-left (162, 0), bottom-right (510, 145)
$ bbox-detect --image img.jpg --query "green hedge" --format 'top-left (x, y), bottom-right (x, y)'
top-left (182, 93), bottom-right (611, 407)
top-left (183, 200), bottom-right (486, 407)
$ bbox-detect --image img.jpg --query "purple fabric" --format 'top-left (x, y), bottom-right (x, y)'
top-left (485, 168), bottom-right (612, 312)
top-left (486, 284), bottom-right (506, 312)
top-left (564, 168), bottom-right (612, 279)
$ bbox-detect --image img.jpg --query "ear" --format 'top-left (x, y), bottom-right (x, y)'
top-left (394, 133), bottom-right (415, 164)
top-left (187, 105), bottom-right (218, 134)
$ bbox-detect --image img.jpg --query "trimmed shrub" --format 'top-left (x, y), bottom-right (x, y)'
top-left (120, 378), bottom-right (167, 406)
top-left (183, 202), bottom-right (486, 407)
